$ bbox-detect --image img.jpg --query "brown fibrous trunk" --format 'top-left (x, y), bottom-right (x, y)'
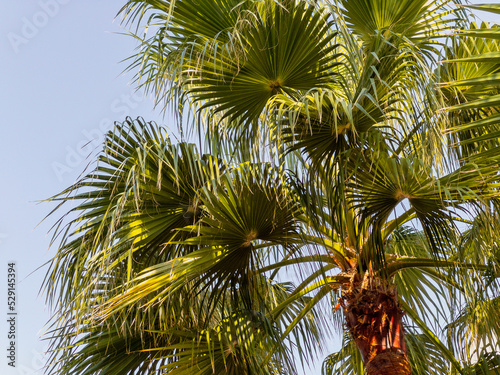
top-left (340, 274), bottom-right (412, 375)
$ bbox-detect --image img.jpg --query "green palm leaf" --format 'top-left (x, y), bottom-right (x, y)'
top-left (43, 2), bottom-right (500, 374)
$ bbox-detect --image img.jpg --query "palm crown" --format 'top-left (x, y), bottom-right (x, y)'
top-left (44, 1), bottom-right (500, 374)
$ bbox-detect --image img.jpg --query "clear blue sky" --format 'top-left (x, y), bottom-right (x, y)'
top-left (1, 1), bottom-right (499, 375)
top-left (0, 2), bottom-right (164, 373)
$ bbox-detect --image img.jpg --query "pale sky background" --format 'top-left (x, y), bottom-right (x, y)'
top-left (0, 1), bottom-right (499, 375)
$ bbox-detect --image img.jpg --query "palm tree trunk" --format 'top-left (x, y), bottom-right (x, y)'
top-left (341, 274), bottom-right (412, 375)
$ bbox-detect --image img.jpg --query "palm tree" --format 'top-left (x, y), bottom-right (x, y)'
top-left (43, 1), bottom-right (500, 374)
